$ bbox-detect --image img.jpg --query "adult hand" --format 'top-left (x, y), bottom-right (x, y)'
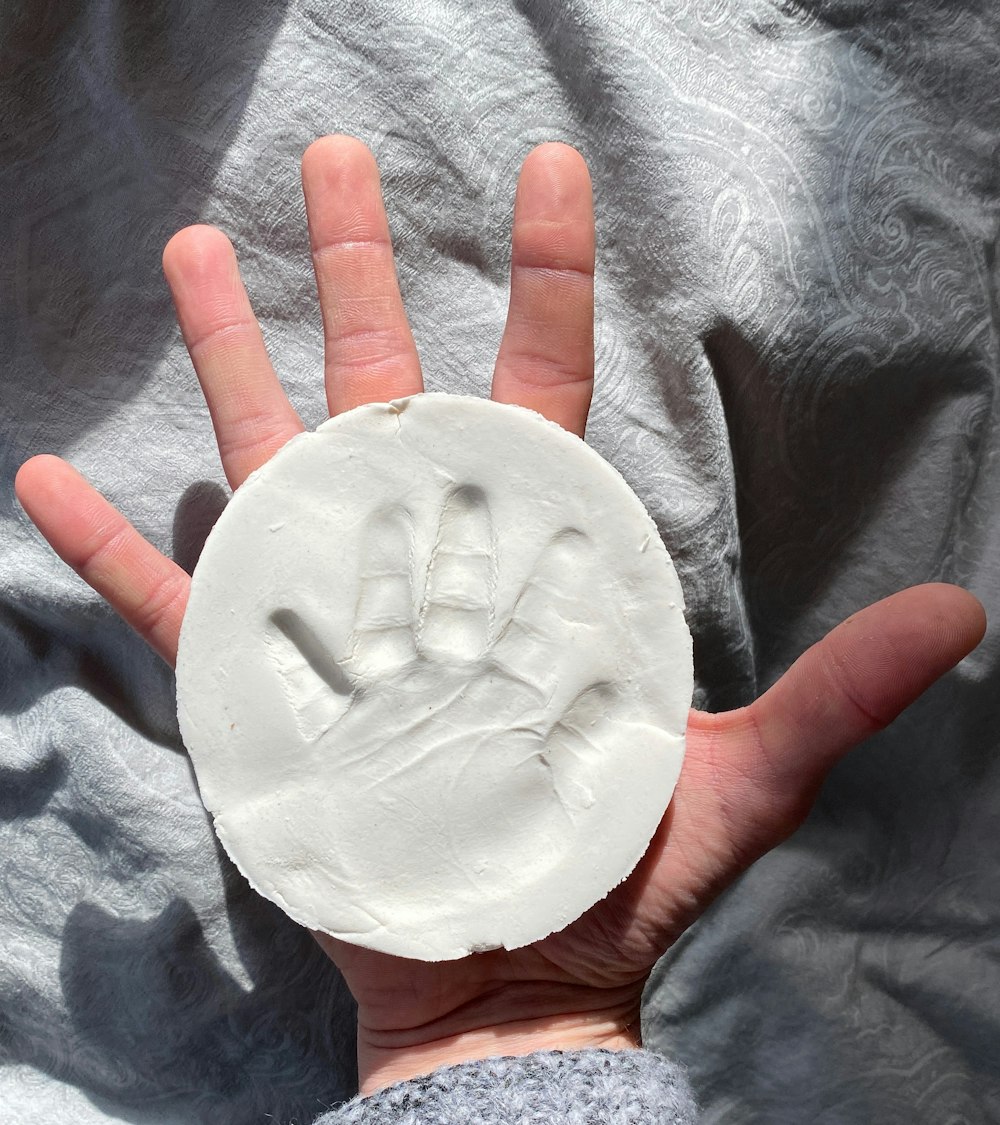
top-left (15, 136), bottom-right (986, 1096)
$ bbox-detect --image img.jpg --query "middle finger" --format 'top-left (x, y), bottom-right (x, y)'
top-left (302, 135), bottom-right (423, 416)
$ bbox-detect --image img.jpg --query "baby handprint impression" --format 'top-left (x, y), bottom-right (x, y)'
top-left (267, 488), bottom-right (616, 882)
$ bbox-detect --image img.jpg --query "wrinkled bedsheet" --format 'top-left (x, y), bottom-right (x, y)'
top-left (2, 1), bottom-right (999, 1121)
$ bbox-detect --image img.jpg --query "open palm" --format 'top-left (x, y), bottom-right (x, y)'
top-left (15, 137), bottom-right (985, 1094)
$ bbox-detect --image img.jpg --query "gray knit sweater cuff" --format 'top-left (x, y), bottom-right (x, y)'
top-left (313, 1048), bottom-right (698, 1124)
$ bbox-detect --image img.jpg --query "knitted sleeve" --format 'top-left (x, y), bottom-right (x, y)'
top-left (312, 1047), bottom-right (698, 1124)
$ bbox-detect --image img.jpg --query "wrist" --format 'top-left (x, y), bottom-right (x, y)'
top-left (357, 1008), bottom-right (641, 1096)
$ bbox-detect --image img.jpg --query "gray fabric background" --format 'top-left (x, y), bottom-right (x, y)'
top-left (1, 0), bottom-right (998, 1121)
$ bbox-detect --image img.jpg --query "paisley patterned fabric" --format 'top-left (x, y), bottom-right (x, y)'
top-left (1, 1), bottom-right (998, 1120)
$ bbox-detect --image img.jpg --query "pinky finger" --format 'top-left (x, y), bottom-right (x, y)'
top-left (15, 455), bottom-right (190, 666)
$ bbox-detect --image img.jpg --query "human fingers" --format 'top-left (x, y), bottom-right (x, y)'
top-left (689, 583), bottom-right (987, 870)
top-left (14, 456), bottom-right (190, 666)
top-left (301, 135), bottom-right (423, 416)
top-left (589, 584), bottom-right (986, 958)
top-left (162, 225), bottom-right (305, 490)
top-left (491, 143), bottom-right (595, 437)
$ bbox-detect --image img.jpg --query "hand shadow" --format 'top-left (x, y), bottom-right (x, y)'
top-left (55, 844), bottom-right (358, 1125)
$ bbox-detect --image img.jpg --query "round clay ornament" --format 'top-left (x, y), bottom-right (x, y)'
top-left (176, 393), bottom-right (692, 961)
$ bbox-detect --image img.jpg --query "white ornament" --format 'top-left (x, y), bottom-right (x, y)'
top-left (176, 394), bottom-right (692, 961)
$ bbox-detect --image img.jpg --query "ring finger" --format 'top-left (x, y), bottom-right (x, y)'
top-left (162, 225), bottom-right (305, 490)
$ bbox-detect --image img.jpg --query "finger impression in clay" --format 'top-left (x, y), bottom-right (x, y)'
top-left (176, 394), bottom-right (693, 961)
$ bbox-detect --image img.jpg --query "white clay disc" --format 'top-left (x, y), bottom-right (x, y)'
top-left (176, 393), bottom-right (692, 961)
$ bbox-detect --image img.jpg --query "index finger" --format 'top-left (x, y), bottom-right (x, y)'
top-left (491, 143), bottom-right (595, 437)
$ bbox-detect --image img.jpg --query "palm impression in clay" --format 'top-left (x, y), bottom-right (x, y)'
top-left (176, 394), bottom-right (693, 961)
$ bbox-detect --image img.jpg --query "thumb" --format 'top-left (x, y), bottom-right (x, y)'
top-left (746, 582), bottom-right (986, 818)
top-left (628, 584), bottom-right (985, 949)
